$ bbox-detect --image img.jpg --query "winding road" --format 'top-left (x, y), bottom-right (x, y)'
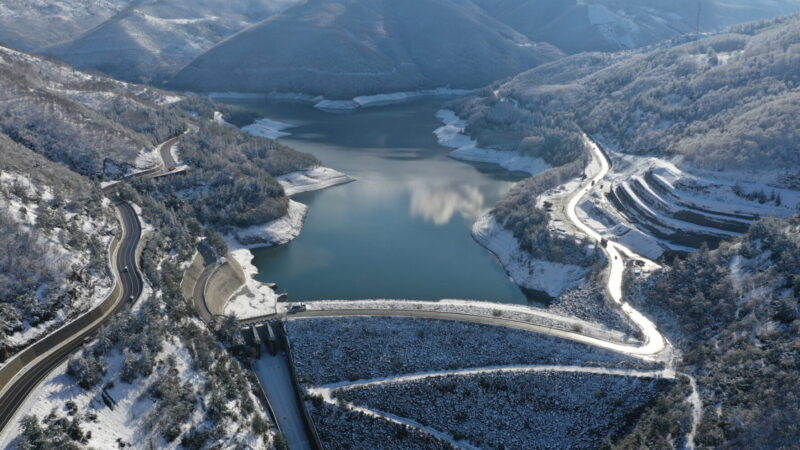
top-left (276, 138), bottom-right (671, 360)
top-left (281, 133), bottom-right (700, 447)
top-left (0, 200), bottom-right (142, 431)
top-left (567, 134), bottom-right (668, 356)
top-left (0, 130), bottom-right (189, 433)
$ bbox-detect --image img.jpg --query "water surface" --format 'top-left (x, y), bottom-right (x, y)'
top-left (228, 99), bottom-right (532, 304)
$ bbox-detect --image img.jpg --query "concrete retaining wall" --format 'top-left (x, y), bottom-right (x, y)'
top-left (204, 256), bottom-right (247, 316)
top-left (180, 252), bottom-right (206, 303)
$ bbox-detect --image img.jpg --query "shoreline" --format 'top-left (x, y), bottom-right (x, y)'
top-left (434, 109), bottom-right (549, 175)
top-left (208, 87), bottom-right (472, 112)
top-left (222, 167), bottom-right (354, 319)
top-left (471, 213), bottom-right (590, 298)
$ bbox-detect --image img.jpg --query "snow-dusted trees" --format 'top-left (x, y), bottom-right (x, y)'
top-left (492, 155), bottom-right (596, 267)
top-left (216, 315), bottom-right (243, 348)
top-left (16, 413), bottom-right (86, 450)
top-left (66, 354), bottom-right (107, 389)
top-left (457, 14), bottom-right (800, 172)
top-left (146, 122), bottom-right (318, 228)
top-left (629, 216), bottom-right (800, 447)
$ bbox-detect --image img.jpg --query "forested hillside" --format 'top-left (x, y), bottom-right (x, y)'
top-left (0, 0), bottom-right (129, 51)
top-left (456, 13), bottom-right (800, 172)
top-left (622, 216), bottom-right (800, 447)
top-left (0, 44), bottom-right (322, 447)
top-left (5, 0), bottom-right (797, 96)
top-left (0, 44), bottom-right (316, 228)
top-left (0, 44), bottom-right (184, 177)
top-left (142, 121), bottom-right (319, 228)
top-left (168, 0), bottom-right (563, 98)
top-left (0, 133), bottom-right (114, 362)
top-left (476, 0), bottom-right (800, 53)
top-left (41, 0), bottom-right (302, 84)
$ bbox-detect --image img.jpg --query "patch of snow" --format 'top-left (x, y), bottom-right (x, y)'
top-left (212, 111), bottom-right (229, 125)
top-left (134, 147), bottom-right (160, 170)
top-left (472, 213), bottom-right (590, 297)
top-left (230, 200), bottom-right (307, 249)
top-left (449, 147), bottom-right (550, 175)
top-left (313, 88), bottom-right (472, 112)
top-left (100, 180), bottom-right (121, 189)
top-left (157, 94), bottom-right (183, 105)
top-left (224, 250), bottom-right (279, 320)
top-left (242, 118), bottom-right (296, 140)
top-left (352, 88), bottom-right (472, 107)
top-left (434, 109), bottom-right (549, 175)
top-left (276, 167), bottom-right (354, 196)
top-left (207, 92), bottom-right (269, 100)
top-left (313, 99), bottom-right (359, 111)
top-left (170, 143), bottom-right (181, 166)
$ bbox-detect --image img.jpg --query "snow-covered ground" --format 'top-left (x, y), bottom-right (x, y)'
top-left (313, 99), bottom-right (359, 111)
top-left (308, 402), bottom-right (451, 449)
top-left (276, 166), bottom-right (354, 196)
top-left (472, 213), bottom-right (590, 297)
top-left (231, 200), bottom-right (307, 249)
top-left (434, 109), bottom-right (549, 175)
top-left (169, 143), bottom-right (182, 166)
top-left (0, 339), bottom-right (213, 449)
top-left (223, 250), bottom-right (279, 320)
top-left (315, 88), bottom-right (472, 111)
top-left (207, 92), bottom-right (269, 100)
top-left (241, 118), bottom-right (296, 140)
top-left (0, 172), bottom-right (115, 359)
top-left (287, 317), bottom-right (655, 386)
top-left (133, 147), bottom-right (160, 170)
top-left (325, 369), bottom-right (670, 449)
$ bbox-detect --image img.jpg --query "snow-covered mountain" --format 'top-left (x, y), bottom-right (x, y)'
top-left (6, 0), bottom-right (302, 84)
top-left (0, 0), bottom-right (130, 51)
top-left (3, 0), bottom-right (799, 95)
top-left (476, 0), bottom-right (800, 53)
top-left (167, 0), bottom-right (564, 98)
top-left (0, 44), bottom-right (189, 177)
top-left (455, 12), bottom-right (800, 173)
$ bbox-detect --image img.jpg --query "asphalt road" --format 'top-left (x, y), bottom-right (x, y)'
top-left (192, 264), bottom-right (217, 324)
top-left (158, 133), bottom-right (183, 169)
top-left (0, 200), bottom-right (142, 431)
top-left (0, 131), bottom-right (188, 433)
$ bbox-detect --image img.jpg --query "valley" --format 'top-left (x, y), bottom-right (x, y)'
top-left (230, 99), bottom-right (533, 304)
top-left (0, 3), bottom-right (799, 449)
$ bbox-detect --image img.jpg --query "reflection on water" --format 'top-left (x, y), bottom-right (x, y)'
top-left (408, 181), bottom-right (485, 225)
top-left (228, 99), bottom-right (535, 304)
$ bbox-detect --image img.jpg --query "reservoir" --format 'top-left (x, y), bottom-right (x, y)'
top-left (228, 99), bottom-right (533, 304)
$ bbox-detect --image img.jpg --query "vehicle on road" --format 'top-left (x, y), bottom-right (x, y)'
top-left (287, 305), bottom-right (306, 314)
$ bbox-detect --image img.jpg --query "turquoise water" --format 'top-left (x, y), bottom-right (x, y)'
top-left (229, 99), bottom-right (532, 304)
